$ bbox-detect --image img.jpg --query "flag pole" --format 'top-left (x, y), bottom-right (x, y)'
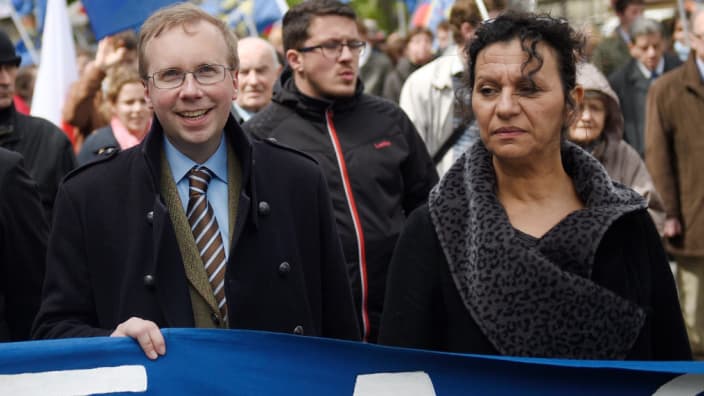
top-left (396, 0), bottom-right (407, 35)
top-left (475, 0), bottom-right (489, 20)
top-left (6, 0), bottom-right (40, 64)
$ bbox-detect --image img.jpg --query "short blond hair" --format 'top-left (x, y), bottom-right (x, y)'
top-left (138, 3), bottom-right (239, 78)
top-left (104, 66), bottom-right (142, 104)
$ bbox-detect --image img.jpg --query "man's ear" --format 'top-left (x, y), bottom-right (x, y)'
top-left (287, 49), bottom-right (303, 72)
top-left (142, 80), bottom-right (153, 107)
top-left (628, 42), bottom-right (638, 58)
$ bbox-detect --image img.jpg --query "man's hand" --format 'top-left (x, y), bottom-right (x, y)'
top-left (111, 317), bottom-right (166, 360)
top-left (664, 217), bottom-right (682, 238)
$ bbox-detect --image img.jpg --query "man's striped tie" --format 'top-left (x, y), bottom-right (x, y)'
top-left (187, 166), bottom-right (227, 322)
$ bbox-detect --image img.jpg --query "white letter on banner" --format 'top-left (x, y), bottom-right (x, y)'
top-left (653, 374), bottom-right (704, 395)
top-left (353, 371), bottom-right (437, 396)
top-left (0, 365), bottom-right (147, 395)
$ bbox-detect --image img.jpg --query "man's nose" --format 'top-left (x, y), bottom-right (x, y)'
top-left (179, 73), bottom-right (202, 96)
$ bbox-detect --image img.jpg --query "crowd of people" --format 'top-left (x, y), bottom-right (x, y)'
top-left (1, 0), bottom-right (702, 364)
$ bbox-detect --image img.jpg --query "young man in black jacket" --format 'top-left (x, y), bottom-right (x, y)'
top-left (244, 0), bottom-right (438, 343)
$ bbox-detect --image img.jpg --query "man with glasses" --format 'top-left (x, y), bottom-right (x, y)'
top-left (33, 3), bottom-right (360, 359)
top-left (646, 7), bottom-right (704, 358)
top-left (244, 0), bottom-right (437, 343)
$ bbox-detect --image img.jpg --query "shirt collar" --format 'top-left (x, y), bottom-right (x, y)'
top-left (164, 132), bottom-right (228, 184)
top-left (232, 102), bottom-right (254, 122)
top-left (636, 57), bottom-right (664, 79)
top-left (618, 27), bottom-right (631, 44)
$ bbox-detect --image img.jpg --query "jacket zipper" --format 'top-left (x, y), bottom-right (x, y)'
top-left (325, 109), bottom-right (370, 342)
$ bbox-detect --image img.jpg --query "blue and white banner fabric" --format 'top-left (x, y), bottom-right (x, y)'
top-left (0, 328), bottom-right (703, 395)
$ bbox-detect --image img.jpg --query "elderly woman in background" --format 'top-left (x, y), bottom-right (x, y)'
top-left (378, 12), bottom-right (691, 360)
top-left (568, 62), bottom-right (665, 234)
top-left (77, 67), bottom-right (152, 165)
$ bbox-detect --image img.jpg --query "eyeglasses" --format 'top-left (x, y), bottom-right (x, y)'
top-left (298, 40), bottom-right (366, 59)
top-left (146, 64), bottom-right (233, 89)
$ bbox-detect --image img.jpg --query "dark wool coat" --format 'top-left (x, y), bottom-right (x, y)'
top-left (0, 148), bottom-right (47, 341)
top-left (32, 116), bottom-right (360, 342)
top-left (379, 205), bottom-right (691, 360)
top-left (0, 106), bottom-right (76, 219)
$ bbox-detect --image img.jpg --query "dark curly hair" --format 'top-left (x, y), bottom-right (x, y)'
top-left (466, 12), bottom-right (585, 116)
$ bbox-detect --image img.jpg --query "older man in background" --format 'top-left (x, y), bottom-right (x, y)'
top-left (0, 30), bottom-right (75, 220)
top-left (232, 37), bottom-right (282, 123)
top-left (608, 17), bottom-right (681, 157)
top-left (646, 8), bottom-right (704, 358)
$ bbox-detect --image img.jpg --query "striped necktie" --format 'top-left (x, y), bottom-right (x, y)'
top-left (187, 166), bottom-right (228, 322)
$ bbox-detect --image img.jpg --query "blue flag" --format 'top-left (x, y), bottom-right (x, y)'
top-left (82, 0), bottom-right (175, 39)
top-left (1, 328), bottom-right (703, 395)
top-left (200, 0), bottom-right (287, 36)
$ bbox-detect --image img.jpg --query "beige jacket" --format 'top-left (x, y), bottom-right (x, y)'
top-left (399, 48), bottom-right (463, 174)
top-left (646, 55), bottom-right (704, 256)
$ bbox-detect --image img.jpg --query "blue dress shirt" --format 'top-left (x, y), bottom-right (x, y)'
top-left (164, 134), bottom-right (229, 257)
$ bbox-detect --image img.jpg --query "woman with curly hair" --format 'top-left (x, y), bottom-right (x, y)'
top-left (379, 12), bottom-right (690, 360)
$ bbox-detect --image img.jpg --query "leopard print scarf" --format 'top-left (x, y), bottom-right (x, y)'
top-left (428, 140), bottom-right (647, 359)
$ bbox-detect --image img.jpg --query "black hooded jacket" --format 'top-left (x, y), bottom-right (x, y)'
top-left (244, 67), bottom-right (438, 342)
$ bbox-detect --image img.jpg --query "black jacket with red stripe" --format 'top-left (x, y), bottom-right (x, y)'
top-left (244, 68), bottom-right (438, 342)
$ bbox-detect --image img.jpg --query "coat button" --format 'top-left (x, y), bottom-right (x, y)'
top-left (146, 211), bottom-right (154, 224)
top-left (258, 201), bottom-right (271, 216)
top-left (293, 325), bottom-right (304, 335)
top-left (143, 274), bottom-right (155, 289)
top-left (211, 313), bottom-right (220, 326)
top-left (278, 261), bottom-right (291, 277)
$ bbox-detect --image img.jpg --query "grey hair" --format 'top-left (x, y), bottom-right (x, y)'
top-left (629, 17), bottom-right (663, 42)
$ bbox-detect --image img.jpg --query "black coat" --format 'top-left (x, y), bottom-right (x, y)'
top-left (608, 54), bottom-right (681, 157)
top-left (32, 116), bottom-right (360, 342)
top-left (379, 205), bottom-right (692, 360)
top-left (245, 67), bottom-right (438, 342)
top-left (0, 106), bottom-right (76, 219)
top-left (0, 148), bottom-right (47, 341)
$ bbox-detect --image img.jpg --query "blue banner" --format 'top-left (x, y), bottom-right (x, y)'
top-left (82, 0), bottom-right (175, 39)
top-left (0, 329), bottom-right (703, 395)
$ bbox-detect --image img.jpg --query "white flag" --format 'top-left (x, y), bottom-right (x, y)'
top-left (31, 0), bottom-right (78, 127)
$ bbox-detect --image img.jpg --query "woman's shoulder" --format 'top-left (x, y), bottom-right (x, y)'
top-left (602, 209), bottom-right (657, 247)
top-left (82, 126), bottom-right (116, 148)
top-left (402, 204), bottom-right (435, 239)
